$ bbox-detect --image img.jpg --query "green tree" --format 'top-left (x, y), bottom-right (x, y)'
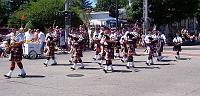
top-left (95, 0), bottom-right (128, 11)
top-left (8, 0), bottom-right (65, 28)
top-left (8, 0), bottom-right (89, 29)
top-left (0, 0), bottom-right (8, 26)
top-left (126, 0), bottom-right (142, 22)
top-left (126, 0), bottom-right (199, 26)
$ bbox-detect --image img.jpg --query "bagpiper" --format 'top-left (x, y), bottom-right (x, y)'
top-left (4, 28), bottom-right (26, 78)
top-left (173, 32), bottom-right (183, 59)
top-left (156, 31), bottom-right (166, 61)
top-left (93, 28), bottom-right (101, 60)
top-left (103, 35), bottom-right (115, 73)
top-left (120, 30), bottom-right (129, 63)
top-left (43, 36), bottom-right (57, 66)
top-left (70, 35), bottom-right (84, 70)
top-left (113, 29), bottom-right (122, 58)
top-left (126, 33), bottom-right (135, 69)
top-left (144, 31), bottom-right (158, 65)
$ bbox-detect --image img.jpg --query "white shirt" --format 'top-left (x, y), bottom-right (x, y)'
top-left (6, 32), bottom-right (14, 40)
top-left (144, 34), bottom-right (152, 44)
top-left (38, 32), bottom-right (46, 43)
top-left (173, 36), bottom-right (183, 43)
top-left (25, 32), bottom-right (34, 41)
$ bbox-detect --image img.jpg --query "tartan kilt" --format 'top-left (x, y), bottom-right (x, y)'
top-left (105, 49), bottom-right (112, 60)
top-left (77, 49), bottom-right (83, 57)
top-left (128, 49), bottom-right (134, 56)
top-left (11, 46), bottom-right (23, 61)
top-left (106, 60), bottom-right (112, 65)
top-left (47, 48), bottom-right (55, 57)
top-left (173, 45), bottom-right (182, 51)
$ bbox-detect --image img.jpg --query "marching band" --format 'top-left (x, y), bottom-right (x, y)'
top-left (3, 24), bottom-right (186, 78)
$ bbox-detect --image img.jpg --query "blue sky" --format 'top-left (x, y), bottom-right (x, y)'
top-left (89, 0), bottom-right (96, 7)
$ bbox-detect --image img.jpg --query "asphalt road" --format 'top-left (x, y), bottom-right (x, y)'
top-left (0, 46), bottom-right (200, 96)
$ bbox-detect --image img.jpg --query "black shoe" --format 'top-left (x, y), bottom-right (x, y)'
top-left (157, 58), bottom-right (161, 61)
top-left (43, 63), bottom-right (48, 67)
top-left (70, 67), bottom-right (75, 70)
top-left (51, 63), bottom-right (57, 65)
top-left (146, 62), bottom-right (150, 66)
top-left (92, 58), bottom-right (96, 61)
top-left (79, 66), bottom-right (84, 69)
top-left (18, 74), bottom-right (26, 78)
top-left (103, 69), bottom-right (107, 73)
top-left (98, 62), bottom-right (102, 66)
top-left (126, 66), bottom-right (130, 69)
top-left (69, 60), bottom-right (72, 63)
top-left (4, 75), bottom-right (11, 78)
top-left (121, 59), bottom-right (124, 63)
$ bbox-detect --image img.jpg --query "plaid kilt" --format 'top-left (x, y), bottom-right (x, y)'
top-left (11, 46), bottom-right (23, 61)
top-left (47, 41), bottom-right (55, 57)
top-left (173, 45), bottom-right (182, 51)
top-left (77, 49), bottom-right (83, 57)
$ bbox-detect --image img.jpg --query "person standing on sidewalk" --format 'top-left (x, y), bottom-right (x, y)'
top-left (173, 32), bottom-right (183, 59)
top-left (4, 28), bottom-right (26, 78)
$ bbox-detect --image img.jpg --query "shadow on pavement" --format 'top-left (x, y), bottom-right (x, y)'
top-left (83, 61), bottom-right (98, 63)
top-left (112, 70), bottom-right (133, 73)
top-left (134, 66), bottom-right (160, 69)
top-left (51, 64), bottom-right (73, 66)
top-left (160, 60), bottom-right (177, 62)
top-left (25, 75), bottom-right (46, 78)
top-left (178, 58), bottom-right (191, 60)
top-left (152, 63), bottom-right (175, 66)
top-left (79, 67), bottom-right (102, 70)
top-left (134, 60), bottom-right (147, 63)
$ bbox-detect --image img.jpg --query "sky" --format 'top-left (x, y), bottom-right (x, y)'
top-left (89, 0), bottom-right (97, 7)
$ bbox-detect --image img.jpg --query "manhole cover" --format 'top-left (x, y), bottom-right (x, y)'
top-left (66, 74), bottom-right (84, 77)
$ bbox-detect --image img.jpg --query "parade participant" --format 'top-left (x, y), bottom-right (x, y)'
top-left (70, 36), bottom-right (84, 70)
top-left (98, 30), bottom-right (106, 66)
top-left (126, 33), bottom-right (135, 69)
top-left (131, 28), bottom-right (140, 55)
top-left (173, 32), bottom-right (183, 59)
top-left (24, 29), bottom-right (34, 43)
top-left (120, 29), bottom-right (129, 63)
top-left (92, 28), bottom-right (101, 60)
top-left (0, 41), bottom-right (9, 57)
top-left (4, 28), bottom-right (26, 78)
top-left (157, 31), bottom-right (166, 61)
top-left (103, 35), bottom-right (115, 73)
top-left (43, 36), bottom-right (57, 66)
top-left (144, 30), bottom-right (158, 66)
top-left (88, 27), bottom-right (95, 50)
top-left (114, 29), bottom-right (122, 58)
top-left (151, 30), bottom-right (158, 57)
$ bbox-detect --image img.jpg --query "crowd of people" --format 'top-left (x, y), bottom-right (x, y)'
top-left (0, 23), bottom-right (186, 78)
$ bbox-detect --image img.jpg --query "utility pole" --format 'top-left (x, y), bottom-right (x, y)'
top-left (116, 0), bottom-right (119, 29)
top-left (64, 0), bottom-right (70, 43)
top-left (143, 0), bottom-right (148, 35)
